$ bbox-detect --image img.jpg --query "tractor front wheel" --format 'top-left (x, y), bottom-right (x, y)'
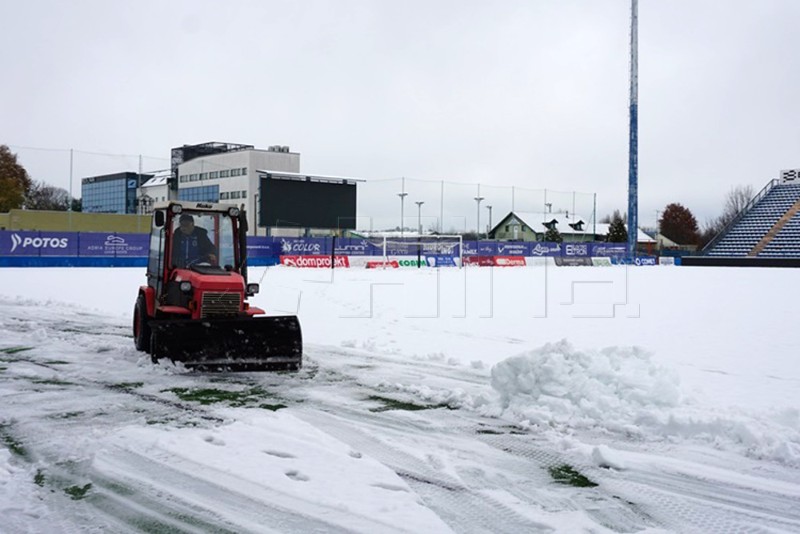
top-left (133, 295), bottom-right (152, 354)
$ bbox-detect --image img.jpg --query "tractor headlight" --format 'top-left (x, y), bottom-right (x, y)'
top-left (246, 283), bottom-right (259, 296)
top-left (179, 281), bottom-right (192, 292)
top-left (171, 204), bottom-right (183, 214)
top-left (228, 207), bottom-right (240, 217)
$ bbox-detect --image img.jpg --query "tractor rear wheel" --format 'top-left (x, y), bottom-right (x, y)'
top-left (133, 295), bottom-right (151, 354)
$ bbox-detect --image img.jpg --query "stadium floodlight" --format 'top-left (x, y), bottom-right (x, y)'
top-left (398, 192), bottom-right (408, 237)
top-left (474, 196), bottom-right (484, 240)
top-left (415, 201), bottom-right (424, 236)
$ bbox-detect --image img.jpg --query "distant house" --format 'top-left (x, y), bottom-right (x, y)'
top-left (137, 171), bottom-right (171, 214)
top-left (488, 211), bottom-right (655, 245)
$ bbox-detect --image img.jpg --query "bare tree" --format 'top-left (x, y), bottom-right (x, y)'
top-left (25, 180), bottom-right (72, 211)
top-left (700, 185), bottom-right (756, 247)
top-left (720, 185), bottom-right (755, 227)
top-left (599, 209), bottom-right (625, 224)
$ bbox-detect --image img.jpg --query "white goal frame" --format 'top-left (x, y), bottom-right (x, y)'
top-left (380, 235), bottom-right (463, 268)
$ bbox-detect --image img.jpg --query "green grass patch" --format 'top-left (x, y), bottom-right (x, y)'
top-left (44, 360), bottom-right (71, 365)
top-left (367, 395), bottom-right (451, 413)
top-left (0, 346), bottom-right (34, 354)
top-left (64, 483), bottom-right (92, 500)
top-left (31, 378), bottom-right (75, 386)
top-left (0, 424), bottom-right (27, 458)
top-left (34, 469), bottom-right (45, 487)
top-left (548, 464), bottom-right (598, 488)
top-left (258, 403), bottom-right (287, 411)
top-left (102, 480), bottom-right (135, 497)
top-left (164, 386), bottom-right (280, 407)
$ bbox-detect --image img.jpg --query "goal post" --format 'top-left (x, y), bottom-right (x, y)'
top-left (381, 235), bottom-right (463, 268)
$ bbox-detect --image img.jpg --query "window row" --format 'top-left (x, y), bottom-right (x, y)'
top-left (178, 185), bottom-right (220, 203)
top-left (178, 167), bottom-right (248, 183)
top-left (219, 190), bottom-right (247, 200)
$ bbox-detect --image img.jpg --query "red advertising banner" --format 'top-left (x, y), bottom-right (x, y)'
top-left (280, 255), bottom-right (350, 268)
top-left (366, 260), bottom-right (399, 269)
top-left (493, 256), bottom-right (526, 267)
top-left (463, 256), bottom-right (495, 266)
top-left (463, 256), bottom-right (526, 267)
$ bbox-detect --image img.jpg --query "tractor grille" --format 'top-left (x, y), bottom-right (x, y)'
top-left (201, 292), bottom-right (241, 318)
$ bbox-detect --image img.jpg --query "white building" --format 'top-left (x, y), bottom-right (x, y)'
top-left (176, 144), bottom-right (300, 235)
top-left (137, 170), bottom-right (171, 214)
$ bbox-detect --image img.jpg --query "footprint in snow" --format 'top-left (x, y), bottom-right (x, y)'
top-left (264, 449), bottom-right (296, 459)
top-left (285, 470), bottom-right (309, 482)
top-left (371, 482), bottom-right (408, 492)
top-left (203, 435), bottom-right (225, 446)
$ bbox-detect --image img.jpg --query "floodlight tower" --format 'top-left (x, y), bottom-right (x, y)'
top-left (627, 0), bottom-right (639, 259)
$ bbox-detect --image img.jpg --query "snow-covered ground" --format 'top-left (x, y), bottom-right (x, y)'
top-left (1, 264), bottom-right (799, 533)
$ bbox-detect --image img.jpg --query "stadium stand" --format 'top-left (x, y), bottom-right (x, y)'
top-left (705, 180), bottom-right (800, 257)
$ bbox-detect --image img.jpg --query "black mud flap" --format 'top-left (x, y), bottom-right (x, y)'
top-left (149, 316), bottom-right (302, 371)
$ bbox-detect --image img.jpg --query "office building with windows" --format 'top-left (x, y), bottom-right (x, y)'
top-left (82, 172), bottom-right (151, 214)
top-left (175, 143), bottom-right (300, 235)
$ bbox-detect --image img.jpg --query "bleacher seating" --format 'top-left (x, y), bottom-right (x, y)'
top-left (759, 210), bottom-right (800, 258)
top-left (706, 182), bottom-right (800, 257)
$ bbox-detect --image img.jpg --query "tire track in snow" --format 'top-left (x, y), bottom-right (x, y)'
top-left (4, 299), bottom-right (800, 533)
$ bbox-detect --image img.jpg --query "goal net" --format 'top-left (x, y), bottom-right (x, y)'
top-left (380, 235), bottom-right (463, 267)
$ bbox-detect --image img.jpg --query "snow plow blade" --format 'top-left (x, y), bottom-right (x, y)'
top-left (149, 315), bottom-right (302, 371)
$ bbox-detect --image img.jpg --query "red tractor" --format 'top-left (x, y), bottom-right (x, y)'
top-left (133, 201), bottom-right (302, 370)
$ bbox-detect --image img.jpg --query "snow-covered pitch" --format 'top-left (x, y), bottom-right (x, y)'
top-left (1, 265), bottom-right (799, 533)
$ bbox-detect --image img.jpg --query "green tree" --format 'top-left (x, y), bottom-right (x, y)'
top-left (543, 226), bottom-right (563, 243)
top-left (606, 213), bottom-right (628, 242)
top-left (660, 202), bottom-right (699, 245)
top-left (0, 145), bottom-right (32, 212)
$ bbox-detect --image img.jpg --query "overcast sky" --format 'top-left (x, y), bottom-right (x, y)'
top-left (2, 0), bottom-right (799, 229)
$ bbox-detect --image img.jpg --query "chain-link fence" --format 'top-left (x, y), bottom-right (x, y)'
top-left (355, 177), bottom-right (596, 235)
top-left (11, 146), bottom-right (596, 235)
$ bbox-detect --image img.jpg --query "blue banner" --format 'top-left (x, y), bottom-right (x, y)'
top-left (611, 255), bottom-right (657, 266)
top-left (0, 231), bottom-right (77, 257)
top-left (0, 231), bottom-right (639, 264)
top-left (590, 243), bottom-right (627, 257)
top-left (426, 255), bottom-right (457, 267)
top-left (79, 233), bottom-right (148, 257)
top-left (335, 238), bottom-right (384, 256)
top-left (528, 242), bottom-right (562, 257)
top-left (495, 242), bottom-right (530, 256)
top-left (246, 236), bottom-right (278, 258)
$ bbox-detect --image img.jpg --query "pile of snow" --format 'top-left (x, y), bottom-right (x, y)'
top-left (491, 340), bottom-right (680, 431)
top-left (491, 340), bottom-right (800, 466)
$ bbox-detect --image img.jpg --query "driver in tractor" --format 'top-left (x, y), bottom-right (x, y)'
top-left (173, 213), bottom-right (218, 268)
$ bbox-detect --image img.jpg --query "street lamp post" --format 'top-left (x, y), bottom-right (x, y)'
top-left (398, 192), bottom-right (408, 237)
top-left (415, 201), bottom-right (424, 236)
top-left (474, 196), bottom-right (484, 240)
top-left (655, 209), bottom-right (661, 250)
top-left (254, 193), bottom-right (260, 236)
top-left (486, 205), bottom-right (492, 238)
